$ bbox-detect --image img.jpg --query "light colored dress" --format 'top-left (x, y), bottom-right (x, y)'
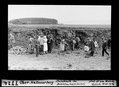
top-left (60, 42), bottom-right (65, 51)
top-left (43, 36), bottom-right (48, 52)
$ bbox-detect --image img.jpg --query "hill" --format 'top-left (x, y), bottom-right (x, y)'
top-left (9, 18), bottom-right (58, 24)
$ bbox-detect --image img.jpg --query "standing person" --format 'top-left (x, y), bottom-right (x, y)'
top-left (39, 34), bottom-right (44, 55)
top-left (28, 36), bottom-right (34, 54)
top-left (102, 39), bottom-right (109, 57)
top-left (27, 36), bottom-right (31, 54)
top-left (9, 33), bottom-right (15, 43)
top-left (107, 38), bottom-right (111, 49)
top-left (72, 38), bottom-right (76, 51)
top-left (69, 38), bottom-right (75, 52)
top-left (89, 37), bottom-right (95, 56)
top-left (60, 39), bottom-right (65, 53)
top-left (93, 38), bottom-right (99, 54)
top-left (47, 36), bottom-right (53, 53)
top-left (43, 36), bottom-right (48, 54)
top-left (34, 34), bottom-right (39, 57)
top-left (64, 39), bottom-right (69, 51)
top-left (75, 36), bottom-right (80, 50)
top-left (69, 38), bottom-right (73, 52)
top-left (37, 35), bottom-right (42, 55)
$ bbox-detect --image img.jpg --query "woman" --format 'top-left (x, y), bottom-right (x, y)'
top-left (60, 39), bottom-right (65, 52)
top-left (43, 36), bottom-right (48, 54)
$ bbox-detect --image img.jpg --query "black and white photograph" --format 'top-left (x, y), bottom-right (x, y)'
top-left (8, 5), bottom-right (111, 70)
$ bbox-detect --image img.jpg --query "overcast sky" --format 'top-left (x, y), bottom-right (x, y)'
top-left (8, 5), bottom-right (111, 25)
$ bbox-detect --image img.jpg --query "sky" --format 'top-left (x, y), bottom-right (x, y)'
top-left (8, 5), bottom-right (111, 25)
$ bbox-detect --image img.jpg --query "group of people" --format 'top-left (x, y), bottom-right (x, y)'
top-left (28, 34), bottom-right (53, 57)
top-left (28, 33), bottom-right (82, 56)
top-left (59, 37), bottom-right (81, 52)
top-left (84, 37), bottom-right (111, 58)
top-left (8, 31), bottom-right (111, 58)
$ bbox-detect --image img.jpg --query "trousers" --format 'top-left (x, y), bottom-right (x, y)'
top-left (90, 50), bottom-right (94, 56)
top-left (102, 48), bottom-right (109, 56)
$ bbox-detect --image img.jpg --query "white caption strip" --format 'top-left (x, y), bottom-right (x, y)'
top-left (2, 80), bottom-right (117, 86)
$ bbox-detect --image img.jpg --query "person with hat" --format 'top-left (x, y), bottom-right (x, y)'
top-left (38, 34), bottom-right (44, 55)
top-left (102, 39), bottom-right (109, 57)
top-left (34, 34), bottom-right (39, 57)
top-left (28, 36), bottom-right (34, 54)
top-left (88, 37), bottom-right (95, 57)
top-left (47, 35), bottom-right (53, 53)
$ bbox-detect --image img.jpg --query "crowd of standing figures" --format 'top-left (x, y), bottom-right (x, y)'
top-left (8, 30), bottom-right (111, 58)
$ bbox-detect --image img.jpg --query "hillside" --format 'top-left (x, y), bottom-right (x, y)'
top-left (8, 23), bottom-right (111, 32)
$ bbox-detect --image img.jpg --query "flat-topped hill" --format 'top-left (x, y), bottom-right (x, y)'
top-left (9, 18), bottom-right (58, 24)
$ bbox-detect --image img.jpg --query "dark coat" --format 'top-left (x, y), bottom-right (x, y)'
top-left (102, 42), bottom-right (107, 49)
top-left (89, 41), bottom-right (95, 51)
top-left (107, 39), bottom-right (111, 47)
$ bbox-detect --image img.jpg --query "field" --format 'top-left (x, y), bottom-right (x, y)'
top-left (8, 49), bottom-right (111, 70)
top-left (8, 24), bottom-right (111, 32)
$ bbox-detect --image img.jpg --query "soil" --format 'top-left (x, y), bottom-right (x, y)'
top-left (8, 49), bottom-right (111, 70)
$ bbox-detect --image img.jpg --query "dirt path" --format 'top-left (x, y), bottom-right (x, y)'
top-left (8, 50), bottom-right (111, 70)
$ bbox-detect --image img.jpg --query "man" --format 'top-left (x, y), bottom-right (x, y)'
top-left (47, 36), bottom-right (53, 53)
top-left (39, 34), bottom-right (44, 55)
top-left (34, 34), bottom-right (39, 57)
top-left (102, 39), bottom-right (109, 57)
top-left (75, 37), bottom-right (80, 50)
top-left (107, 38), bottom-right (111, 49)
top-left (89, 37), bottom-right (95, 56)
top-left (69, 38), bottom-right (73, 52)
top-left (28, 36), bottom-right (35, 54)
